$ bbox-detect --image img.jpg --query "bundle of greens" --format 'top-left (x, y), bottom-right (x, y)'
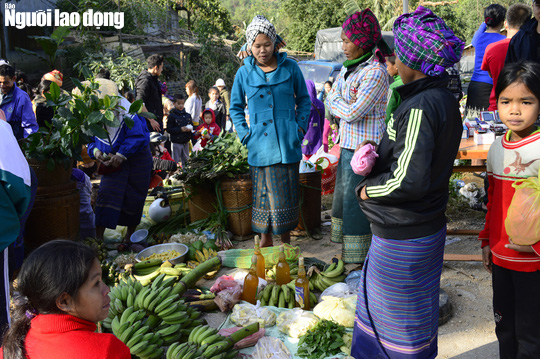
top-left (175, 132), bottom-right (249, 186)
top-left (297, 319), bottom-right (346, 359)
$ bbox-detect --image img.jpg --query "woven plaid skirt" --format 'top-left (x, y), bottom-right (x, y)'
top-left (250, 163), bottom-right (300, 235)
top-left (351, 227), bottom-right (446, 359)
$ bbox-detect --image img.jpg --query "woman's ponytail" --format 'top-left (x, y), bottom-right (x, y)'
top-left (2, 298), bottom-right (35, 359)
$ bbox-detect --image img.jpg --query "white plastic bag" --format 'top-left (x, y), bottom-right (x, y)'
top-left (321, 282), bottom-right (357, 299)
top-left (276, 308), bottom-right (319, 338)
top-left (253, 337), bottom-right (292, 359)
top-left (299, 159), bottom-right (317, 173)
top-left (309, 145), bottom-right (339, 169)
top-left (230, 301), bottom-right (276, 327)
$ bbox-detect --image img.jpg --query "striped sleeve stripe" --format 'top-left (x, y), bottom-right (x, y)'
top-left (387, 116), bottom-right (396, 141)
top-left (367, 109), bottom-right (423, 197)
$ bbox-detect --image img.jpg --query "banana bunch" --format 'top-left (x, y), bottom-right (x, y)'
top-left (133, 259), bottom-right (192, 286)
top-left (187, 248), bottom-right (220, 279)
top-left (309, 259), bottom-right (346, 292)
top-left (256, 282), bottom-right (317, 308)
top-left (102, 274), bottom-right (207, 358)
top-left (167, 341), bottom-right (239, 359)
top-left (266, 264), bottom-right (299, 281)
top-left (83, 237), bottom-right (108, 261)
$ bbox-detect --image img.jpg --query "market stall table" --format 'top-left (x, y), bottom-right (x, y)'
top-left (445, 138), bottom-right (491, 261)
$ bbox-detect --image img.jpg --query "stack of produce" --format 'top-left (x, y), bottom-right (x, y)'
top-left (102, 256), bottom-right (221, 358)
top-left (309, 258), bottom-right (346, 292)
top-left (165, 322), bottom-right (260, 359)
top-left (256, 281), bottom-right (317, 308)
top-left (266, 263), bottom-right (298, 281)
top-left (132, 259), bottom-right (192, 286)
top-left (312, 295), bottom-right (356, 328)
top-left (83, 237), bottom-right (108, 261)
top-left (187, 248), bottom-right (221, 279)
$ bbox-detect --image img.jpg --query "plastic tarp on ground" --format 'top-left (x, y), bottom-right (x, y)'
top-left (314, 27), bottom-right (395, 62)
top-left (219, 302), bottom-right (351, 359)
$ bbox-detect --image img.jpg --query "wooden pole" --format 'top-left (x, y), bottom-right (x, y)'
top-left (403, 0), bottom-right (409, 13)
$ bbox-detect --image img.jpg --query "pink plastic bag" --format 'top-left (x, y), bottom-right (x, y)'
top-left (350, 144), bottom-right (378, 176)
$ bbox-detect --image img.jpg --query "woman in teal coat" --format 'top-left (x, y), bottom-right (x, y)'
top-left (230, 15), bottom-right (311, 247)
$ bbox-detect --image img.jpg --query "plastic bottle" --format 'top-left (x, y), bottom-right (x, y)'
top-left (275, 245), bottom-right (291, 285)
top-left (295, 257), bottom-right (310, 310)
top-left (241, 255), bottom-right (259, 304)
top-left (253, 236), bottom-right (266, 279)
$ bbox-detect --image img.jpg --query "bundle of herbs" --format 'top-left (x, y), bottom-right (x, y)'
top-left (297, 319), bottom-right (347, 359)
top-left (174, 132), bottom-right (249, 186)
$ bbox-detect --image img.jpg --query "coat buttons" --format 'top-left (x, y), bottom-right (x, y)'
top-left (267, 91), bottom-right (271, 95)
top-left (263, 122), bottom-right (267, 126)
top-left (269, 105), bottom-right (273, 108)
top-left (260, 94), bottom-right (264, 98)
top-left (264, 133), bottom-right (268, 136)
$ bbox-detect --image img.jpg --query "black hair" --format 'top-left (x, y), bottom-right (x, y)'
top-left (126, 90), bottom-right (136, 103)
top-left (173, 93), bottom-right (184, 102)
top-left (1, 240), bottom-right (96, 359)
top-left (484, 4), bottom-right (506, 28)
top-left (0, 64), bottom-right (16, 78)
top-left (18, 83), bottom-right (33, 99)
top-left (15, 70), bottom-right (28, 84)
top-left (495, 61), bottom-right (540, 102)
top-left (37, 79), bottom-right (52, 95)
top-left (506, 3), bottom-right (532, 30)
top-left (386, 56), bottom-right (396, 64)
top-left (208, 86), bottom-right (220, 94)
top-left (147, 54), bottom-right (164, 69)
top-left (96, 68), bottom-right (111, 79)
top-left (324, 80), bottom-right (333, 87)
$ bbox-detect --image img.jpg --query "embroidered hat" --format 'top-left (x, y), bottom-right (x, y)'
top-left (393, 6), bottom-right (464, 77)
top-left (245, 15), bottom-right (277, 52)
top-left (42, 69), bottom-right (63, 87)
top-left (342, 9), bottom-right (393, 57)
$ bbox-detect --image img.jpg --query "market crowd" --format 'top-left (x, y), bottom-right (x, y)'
top-left (1, 1), bottom-right (540, 358)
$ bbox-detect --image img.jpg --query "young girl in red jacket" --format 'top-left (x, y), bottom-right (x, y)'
top-left (1, 240), bottom-right (130, 359)
top-left (479, 61), bottom-right (540, 358)
top-left (194, 108), bottom-right (221, 148)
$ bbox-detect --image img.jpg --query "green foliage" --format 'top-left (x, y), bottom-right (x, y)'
top-left (22, 80), bottom-right (140, 169)
top-left (74, 52), bottom-right (146, 92)
top-left (297, 319), bottom-right (346, 359)
top-left (186, 0), bottom-right (234, 38)
top-left (15, 26), bottom-right (71, 70)
top-left (280, 0), bottom-right (347, 52)
top-left (56, 0), bottom-right (171, 35)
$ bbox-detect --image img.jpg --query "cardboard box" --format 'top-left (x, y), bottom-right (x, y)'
top-left (474, 130), bottom-right (495, 145)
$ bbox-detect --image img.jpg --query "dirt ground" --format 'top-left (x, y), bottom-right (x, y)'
top-left (229, 178), bottom-right (498, 359)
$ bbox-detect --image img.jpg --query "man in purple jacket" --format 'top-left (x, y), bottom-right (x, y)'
top-left (0, 62), bottom-right (38, 140)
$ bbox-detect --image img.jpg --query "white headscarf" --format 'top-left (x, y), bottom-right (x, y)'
top-left (245, 15), bottom-right (277, 52)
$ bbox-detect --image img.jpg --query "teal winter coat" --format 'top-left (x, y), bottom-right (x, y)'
top-left (230, 52), bottom-right (311, 167)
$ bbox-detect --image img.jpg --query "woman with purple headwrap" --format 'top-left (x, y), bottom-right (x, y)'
top-left (353, 6), bottom-right (464, 358)
top-left (325, 9), bottom-right (391, 264)
top-left (301, 80), bottom-right (325, 157)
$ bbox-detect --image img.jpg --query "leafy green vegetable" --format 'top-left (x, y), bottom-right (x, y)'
top-left (297, 319), bottom-right (346, 359)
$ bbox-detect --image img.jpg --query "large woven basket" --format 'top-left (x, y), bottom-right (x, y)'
top-left (221, 174), bottom-right (253, 237)
top-left (187, 182), bottom-right (217, 223)
top-left (25, 181), bottom-right (80, 251)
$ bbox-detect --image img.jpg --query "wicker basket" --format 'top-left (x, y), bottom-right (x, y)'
top-left (221, 174), bottom-right (253, 237)
top-left (25, 181), bottom-right (80, 251)
top-left (187, 183), bottom-right (217, 223)
top-left (27, 158), bottom-right (73, 187)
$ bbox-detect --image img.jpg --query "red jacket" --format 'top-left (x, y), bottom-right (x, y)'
top-left (479, 129), bottom-right (540, 272)
top-left (0, 314), bottom-right (130, 359)
top-left (194, 108), bottom-right (221, 147)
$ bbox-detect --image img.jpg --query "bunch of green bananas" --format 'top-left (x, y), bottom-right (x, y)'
top-left (309, 259), bottom-right (346, 292)
top-left (187, 248), bottom-right (220, 279)
top-left (102, 275), bottom-right (206, 358)
top-left (165, 322), bottom-right (258, 359)
top-left (256, 282), bottom-right (317, 308)
top-left (132, 259), bottom-right (192, 286)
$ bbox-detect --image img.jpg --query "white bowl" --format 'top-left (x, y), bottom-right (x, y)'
top-left (135, 243), bottom-right (189, 265)
top-left (130, 229), bottom-right (148, 243)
